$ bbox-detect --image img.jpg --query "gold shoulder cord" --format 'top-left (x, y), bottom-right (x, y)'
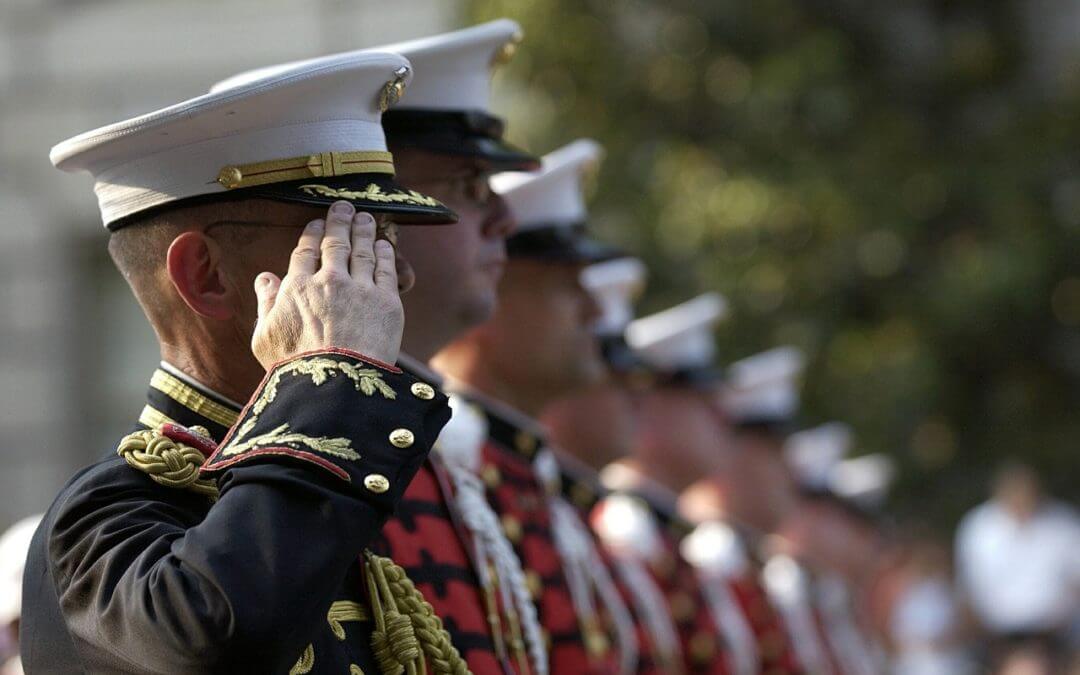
top-left (363, 550), bottom-right (471, 675)
top-left (116, 425), bottom-right (219, 500)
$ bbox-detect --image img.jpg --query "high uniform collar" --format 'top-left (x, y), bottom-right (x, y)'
top-left (431, 373), bottom-right (614, 515)
top-left (136, 362), bottom-right (242, 444)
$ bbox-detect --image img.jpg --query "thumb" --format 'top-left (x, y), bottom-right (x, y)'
top-left (254, 272), bottom-right (280, 324)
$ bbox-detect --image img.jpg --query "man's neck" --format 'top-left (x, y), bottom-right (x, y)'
top-left (678, 479), bottom-right (728, 524)
top-left (600, 459), bottom-right (681, 508)
top-left (615, 451), bottom-right (694, 495)
top-left (159, 339), bottom-right (263, 405)
top-left (400, 332), bottom-right (444, 364)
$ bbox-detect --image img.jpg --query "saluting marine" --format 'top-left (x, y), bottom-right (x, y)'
top-left (20, 52), bottom-right (461, 674)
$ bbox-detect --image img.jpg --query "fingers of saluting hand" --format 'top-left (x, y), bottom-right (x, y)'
top-left (373, 239), bottom-right (398, 291)
top-left (289, 219), bottom-right (324, 277)
top-left (349, 211), bottom-right (378, 281)
top-left (320, 201), bottom-right (355, 275)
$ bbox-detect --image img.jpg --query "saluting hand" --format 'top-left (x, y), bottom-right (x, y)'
top-left (251, 200), bottom-right (403, 368)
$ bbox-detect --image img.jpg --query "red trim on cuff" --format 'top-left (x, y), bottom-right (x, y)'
top-left (270, 347), bottom-right (402, 374)
top-left (214, 348), bottom-right (406, 451)
top-left (201, 446), bottom-right (351, 482)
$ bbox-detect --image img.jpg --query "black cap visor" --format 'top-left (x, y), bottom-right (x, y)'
top-left (383, 109), bottom-right (540, 172)
top-left (249, 173), bottom-right (457, 225)
top-left (108, 172), bottom-right (457, 230)
top-left (507, 223), bottom-right (622, 264)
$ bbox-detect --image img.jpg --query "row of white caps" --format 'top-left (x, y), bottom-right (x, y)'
top-left (579, 252), bottom-right (892, 507)
top-left (580, 253), bottom-right (805, 422)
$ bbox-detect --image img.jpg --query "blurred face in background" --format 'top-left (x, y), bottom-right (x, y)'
top-left (473, 258), bottom-right (605, 402)
top-left (542, 378), bottom-right (637, 469)
top-left (635, 385), bottom-right (729, 490)
top-left (728, 429), bottom-right (799, 533)
top-left (993, 462), bottom-right (1042, 521)
top-left (393, 149), bottom-right (516, 355)
top-left (784, 499), bottom-right (881, 581)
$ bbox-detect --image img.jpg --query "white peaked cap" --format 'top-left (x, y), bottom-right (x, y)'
top-left (0, 513), bottom-right (42, 624)
top-left (212, 19), bottom-right (522, 114)
top-left (722, 346), bottom-right (805, 423)
top-left (491, 139), bottom-right (603, 231)
top-left (784, 422), bottom-right (852, 490)
top-left (625, 293), bottom-right (728, 372)
top-left (828, 453), bottom-right (895, 509)
top-left (51, 50), bottom-right (449, 228)
top-left (580, 257), bottom-right (648, 337)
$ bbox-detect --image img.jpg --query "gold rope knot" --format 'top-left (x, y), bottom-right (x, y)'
top-left (364, 551), bottom-right (471, 675)
top-left (117, 425), bottom-right (219, 499)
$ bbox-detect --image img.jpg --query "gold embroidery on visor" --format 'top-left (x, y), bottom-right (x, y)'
top-left (298, 183), bottom-right (442, 208)
top-left (217, 151), bottom-right (395, 190)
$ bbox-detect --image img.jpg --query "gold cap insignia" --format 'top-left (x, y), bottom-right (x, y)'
top-left (379, 66), bottom-right (409, 112)
top-left (492, 30), bottom-right (524, 67)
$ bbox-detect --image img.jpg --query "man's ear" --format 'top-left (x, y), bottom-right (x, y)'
top-left (166, 231), bottom-right (235, 320)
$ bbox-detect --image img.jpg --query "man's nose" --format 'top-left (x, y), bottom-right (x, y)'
top-left (482, 192), bottom-right (517, 239)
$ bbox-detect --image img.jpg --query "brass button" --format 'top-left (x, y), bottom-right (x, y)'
top-left (525, 570), bottom-right (542, 598)
top-left (363, 474), bottom-right (390, 494)
top-left (481, 464), bottom-right (501, 488)
top-left (570, 482), bottom-right (594, 509)
top-left (501, 515), bottom-right (523, 543)
top-left (410, 382), bottom-right (435, 400)
top-left (513, 430), bottom-right (537, 454)
top-left (669, 590), bottom-right (696, 622)
top-left (582, 617), bottom-right (610, 657)
top-left (217, 166), bottom-right (243, 189)
top-left (689, 630), bottom-right (716, 662)
top-left (389, 428), bottom-right (415, 448)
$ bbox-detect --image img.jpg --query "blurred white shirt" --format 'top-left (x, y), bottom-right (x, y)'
top-left (956, 500), bottom-right (1080, 634)
top-left (890, 576), bottom-right (973, 675)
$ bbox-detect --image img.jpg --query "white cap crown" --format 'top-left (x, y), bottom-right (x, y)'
top-left (52, 50), bottom-right (414, 227)
top-left (722, 346), bottom-right (805, 422)
top-left (625, 293), bottom-right (728, 372)
top-left (492, 139), bottom-right (603, 231)
top-left (580, 257), bottom-right (648, 336)
top-left (211, 19), bottom-right (523, 115)
top-left (828, 453), bottom-right (895, 508)
top-left (784, 422), bottom-right (853, 490)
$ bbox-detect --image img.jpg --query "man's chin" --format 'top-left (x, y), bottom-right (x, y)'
top-left (460, 292), bottom-right (498, 329)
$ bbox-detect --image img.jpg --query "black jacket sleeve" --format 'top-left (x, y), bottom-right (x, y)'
top-left (42, 349), bottom-right (450, 674)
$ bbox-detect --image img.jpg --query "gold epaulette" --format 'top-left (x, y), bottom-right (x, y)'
top-left (116, 424), bottom-right (219, 500)
top-left (363, 550), bottom-right (472, 675)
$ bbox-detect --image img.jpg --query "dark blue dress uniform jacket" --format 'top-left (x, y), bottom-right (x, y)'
top-left (20, 349), bottom-right (451, 674)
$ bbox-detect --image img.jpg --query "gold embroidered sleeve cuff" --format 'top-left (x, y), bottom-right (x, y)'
top-left (200, 348), bottom-right (450, 511)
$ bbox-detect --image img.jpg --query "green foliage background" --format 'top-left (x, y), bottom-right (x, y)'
top-left (467, 0), bottom-right (1080, 529)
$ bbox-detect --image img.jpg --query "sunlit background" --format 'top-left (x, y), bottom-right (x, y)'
top-left (1, 0), bottom-right (1078, 531)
